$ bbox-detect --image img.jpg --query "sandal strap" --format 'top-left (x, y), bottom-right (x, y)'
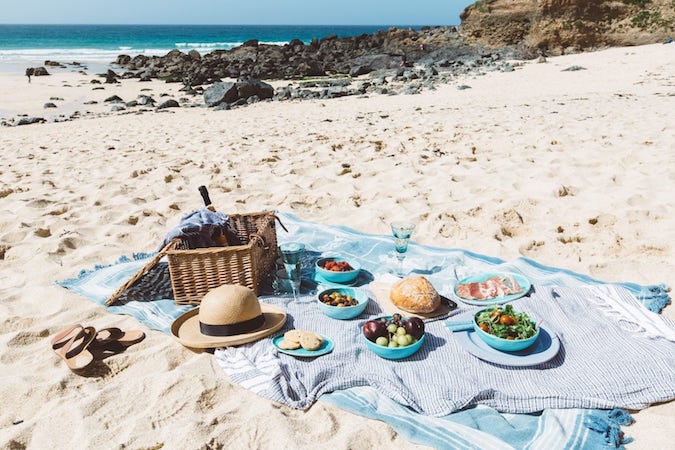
top-left (51, 324), bottom-right (82, 349)
top-left (63, 326), bottom-right (96, 359)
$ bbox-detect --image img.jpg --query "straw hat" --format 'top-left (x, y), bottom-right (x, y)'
top-left (171, 284), bottom-right (286, 349)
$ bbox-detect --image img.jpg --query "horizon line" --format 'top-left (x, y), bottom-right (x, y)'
top-left (0, 23), bottom-right (453, 27)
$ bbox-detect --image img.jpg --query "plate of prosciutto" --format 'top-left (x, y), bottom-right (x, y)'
top-left (453, 272), bottom-right (531, 305)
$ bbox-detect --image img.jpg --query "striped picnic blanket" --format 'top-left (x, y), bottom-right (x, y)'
top-left (58, 212), bottom-right (674, 450)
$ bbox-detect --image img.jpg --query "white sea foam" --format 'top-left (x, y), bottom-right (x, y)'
top-left (0, 47), bottom-right (175, 65)
top-left (0, 39), bottom-right (296, 67)
top-left (174, 40), bottom-right (294, 50)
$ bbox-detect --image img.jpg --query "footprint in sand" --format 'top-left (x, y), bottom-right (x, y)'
top-left (27, 199), bottom-right (56, 208)
top-left (519, 239), bottom-right (546, 255)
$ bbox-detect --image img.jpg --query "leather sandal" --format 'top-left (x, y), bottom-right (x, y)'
top-left (52, 326), bottom-right (96, 371)
top-left (51, 324), bottom-right (83, 350)
top-left (92, 327), bottom-right (145, 348)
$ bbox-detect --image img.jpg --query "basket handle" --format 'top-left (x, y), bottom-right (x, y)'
top-left (104, 240), bottom-right (179, 306)
top-left (264, 211), bottom-right (288, 233)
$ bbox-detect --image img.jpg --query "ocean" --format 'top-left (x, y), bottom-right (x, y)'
top-left (0, 24), bottom-right (426, 69)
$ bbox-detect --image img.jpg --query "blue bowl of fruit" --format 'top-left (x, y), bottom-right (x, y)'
top-left (315, 257), bottom-right (361, 284)
top-left (362, 314), bottom-right (425, 360)
top-left (317, 287), bottom-right (369, 320)
top-left (474, 305), bottom-right (540, 352)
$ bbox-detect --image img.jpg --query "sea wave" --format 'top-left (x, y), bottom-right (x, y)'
top-left (175, 40), bottom-right (293, 50)
top-left (0, 47), bottom-right (177, 64)
top-left (0, 40), bottom-right (293, 66)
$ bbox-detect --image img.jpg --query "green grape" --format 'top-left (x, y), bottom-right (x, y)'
top-left (375, 336), bottom-right (389, 346)
top-left (396, 334), bottom-right (409, 346)
top-left (388, 340), bottom-right (399, 348)
top-left (387, 324), bottom-right (398, 334)
top-left (396, 326), bottom-right (407, 336)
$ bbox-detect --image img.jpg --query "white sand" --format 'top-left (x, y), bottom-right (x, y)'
top-left (0, 43), bottom-right (673, 449)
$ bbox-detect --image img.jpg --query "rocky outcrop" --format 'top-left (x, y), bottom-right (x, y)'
top-left (114, 26), bottom-right (473, 83)
top-left (460, 0), bottom-right (674, 55)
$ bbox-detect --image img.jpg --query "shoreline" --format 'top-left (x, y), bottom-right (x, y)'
top-left (0, 42), bottom-right (673, 449)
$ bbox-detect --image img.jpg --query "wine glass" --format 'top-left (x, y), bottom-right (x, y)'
top-left (390, 221), bottom-right (415, 277)
top-left (279, 242), bottom-right (305, 300)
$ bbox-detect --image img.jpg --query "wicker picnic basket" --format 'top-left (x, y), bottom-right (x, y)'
top-left (105, 210), bottom-right (281, 306)
top-left (166, 211), bottom-right (279, 305)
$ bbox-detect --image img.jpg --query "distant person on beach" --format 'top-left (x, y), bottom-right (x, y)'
top-left (25, 67), bottom-right (34, 83)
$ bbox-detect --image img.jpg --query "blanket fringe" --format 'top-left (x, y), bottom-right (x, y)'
top-left (584, 409), bottom-right (634, 449)
top-left (636, 284), bottom-right (671, 314)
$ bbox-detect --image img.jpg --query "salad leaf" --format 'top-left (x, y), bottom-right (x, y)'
top-left (475, 304), bottom-right (537, 340)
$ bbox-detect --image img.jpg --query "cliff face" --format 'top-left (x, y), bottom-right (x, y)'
top-left (460, 0), bottom-right (675, 55)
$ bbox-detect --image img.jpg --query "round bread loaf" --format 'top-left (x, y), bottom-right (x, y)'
top-left (390, 276), bottom-right (440, 313)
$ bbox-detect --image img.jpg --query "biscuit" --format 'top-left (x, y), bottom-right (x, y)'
top-left (277, 338), bottom-right (301, 350)
top-left (284, 329), bottom-right (304, 345)
top-left (299, 332), bottom-right (323, 351)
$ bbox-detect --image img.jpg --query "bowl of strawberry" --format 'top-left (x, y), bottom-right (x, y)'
top-left (315, 256), bottom-right (361, 284)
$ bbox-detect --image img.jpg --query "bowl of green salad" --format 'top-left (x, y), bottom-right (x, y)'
top-left (474, 305), bottom-right (539, 352)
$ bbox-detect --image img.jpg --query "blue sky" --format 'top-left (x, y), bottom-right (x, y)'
top-left (0, 0), bottom-right (475, 25)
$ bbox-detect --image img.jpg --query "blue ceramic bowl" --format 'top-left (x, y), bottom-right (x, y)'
top-left (317, 287), bottom-right (369, 320)
top-left (363, 331), bottom-right (425, 360)
top-left (474, 309), bottom-right (540, 352)
top-left (315, 257), bottom-right (361, 284)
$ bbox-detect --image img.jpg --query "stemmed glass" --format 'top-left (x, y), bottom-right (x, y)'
top-left (390, 221), bottom-right (415, 277)
top-left (279, 242), bottom-right (305, 300)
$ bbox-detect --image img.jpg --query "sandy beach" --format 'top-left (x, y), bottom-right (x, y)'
top-left (1, 42), bottom-right (673, 449)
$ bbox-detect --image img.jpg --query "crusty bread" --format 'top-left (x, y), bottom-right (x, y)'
top-left (389, 276), bottom-right (440, 313)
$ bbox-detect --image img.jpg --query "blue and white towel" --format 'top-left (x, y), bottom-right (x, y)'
top-left (214, 284), bottom-right (675, 414)
top-left (58, 211), bottom-right (673, 450)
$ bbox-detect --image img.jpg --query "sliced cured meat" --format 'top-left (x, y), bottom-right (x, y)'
top-left (455, 274), bottom-right (523, 300)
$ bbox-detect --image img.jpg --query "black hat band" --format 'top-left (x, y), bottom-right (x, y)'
top-left (200, 313), bottom-right (265, 336)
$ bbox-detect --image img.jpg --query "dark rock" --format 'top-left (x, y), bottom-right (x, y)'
top-left (44, 60), bottom-right (64, 67)
top-left (235, 78), bottom-right (274, 101)
top-left (137, 95), bottom-right (156, 106)
top-left (104, 95), bottom-right (124, 103)
top-left (105, 69), bottom-right (119, 84)
top-left (111, 105), bottom-right (126, 111)
top-left (242, 39), bottom-right (259, 47)
top-left (204, 81), bottom-right (238, 107)
top-left (126, 100), bottom-right (139, 107)
top-left (562, 65), bottom-right (586, 71)
top-left (17, 117), bottom-right (46, 126)
top-left (83, 100), bottom-right (98, 105)
top-left (322, 86), bottom-right (353, 99)
top-left (49, 97), bottom-right (64, 101)
top-left (90, 79), bottom-right (101, 84)
top-left (32, 67), bottom-right (50, 76)
top-left (156, 99), bottom-right (180, 109)
top-left (349, 65), bottom-right (372, 77)
top-left (457, 85), bottom-right (472, 90)
top-left (44, 102), bottom-right (57, 108)
top-left (116, 54), bottom-right (131, 65)
top-left (188, 50), bottom-right (201, 60)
